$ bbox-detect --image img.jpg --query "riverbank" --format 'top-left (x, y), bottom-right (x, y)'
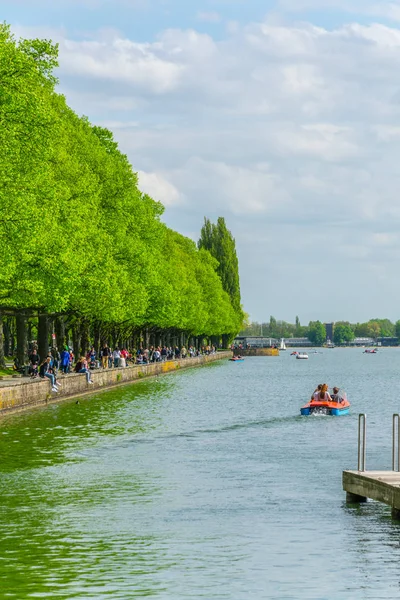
top-left (0, 351), bottom-right (232, 416)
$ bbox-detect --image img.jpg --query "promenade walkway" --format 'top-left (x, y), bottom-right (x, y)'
top-left (0, 352), bottom-right (232, 416)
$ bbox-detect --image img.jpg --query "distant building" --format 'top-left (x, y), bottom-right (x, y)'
top-left (233, 336), bottom-right (278, 348)
top-left (349, 337), bottom-right (374, 346)
top-left (325, 323), bottom-right (334, 343)
top-left (285, 337), bottom-right (312, 347)
top-left (377, 337), bottom-right (398, 347)
top-left (233, 336), bottom-right (312, 348)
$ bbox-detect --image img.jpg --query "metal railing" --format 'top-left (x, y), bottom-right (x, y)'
top-left (358, 413), bottom-right (367, 472)
top-left (392, 414), bottom-right (400, 471)
top-left (355, 414), bottom-right (400, 473)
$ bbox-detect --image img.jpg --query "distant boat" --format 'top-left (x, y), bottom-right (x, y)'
top-left (279, 338), bottom-right (286, 351)
top-left (296, 352), bottom-right (309, 360)
top-left (364, 348), bottom-right (377, 354)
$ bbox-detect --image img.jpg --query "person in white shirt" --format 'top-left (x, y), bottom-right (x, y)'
top-left (113, 348), bottom-right (121, 368)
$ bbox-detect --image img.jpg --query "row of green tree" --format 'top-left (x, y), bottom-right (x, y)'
top-left (0, 25), bottom-right (244, 365)
top-left (240, 318), bottom-right (400, 346)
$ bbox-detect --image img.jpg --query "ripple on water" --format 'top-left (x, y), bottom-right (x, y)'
top-left (0, 351), bottom-right (400, 598)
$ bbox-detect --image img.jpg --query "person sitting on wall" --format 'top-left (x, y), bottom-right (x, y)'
top-left (74, 356), bottom-right (94, 384)
top-left (39, 357), bottom-right (60, 392)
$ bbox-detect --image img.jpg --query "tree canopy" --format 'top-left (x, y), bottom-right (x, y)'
top-left (198, 217), bottom-right (244, 336)
top-left (0, 25), bottom-right (244, 351)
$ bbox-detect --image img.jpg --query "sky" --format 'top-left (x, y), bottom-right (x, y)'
top-left (5, 0), bottom-right (400, 324)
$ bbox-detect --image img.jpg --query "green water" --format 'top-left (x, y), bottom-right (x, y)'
top-left (1, 350), bottom-right (400, 599)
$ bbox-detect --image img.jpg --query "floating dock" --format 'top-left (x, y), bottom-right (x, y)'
top-left (343, 414), bottom-right (400, 519)
top-left (343, 470), bottom-right (400, 519)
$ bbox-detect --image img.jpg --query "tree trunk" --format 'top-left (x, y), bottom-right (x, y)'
top-left (72, 321), bottom-right (81, 361)
top-left (80, 320), bottom-right (89, 357)
top-left (55, 316), bottom-right (66, 351)
top-left (16, 312), bottom-right (28, 366)
top-left (3, 317), bottom-right (10, 358)
top-left (0, 313), bottom-right (5, 368)
top-left (27, 321), bottom-right (33, 348)
top-left (38, 315), bottom-right (49, 364)
top-left (10, 317), bottom-right (16, 356)
top-left (112, 327), bottom-right (118, 350)
top-left (93, 321), bottom-right (101, 356)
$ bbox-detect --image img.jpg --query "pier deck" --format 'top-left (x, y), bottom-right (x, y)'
top-left (343, 470), bottom-right (400, 518)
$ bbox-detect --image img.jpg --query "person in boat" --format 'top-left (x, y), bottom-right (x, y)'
top-left (331, 387), bottom-right (344, 403)
top-left (314, 383), bottom-right (332, 403)
top-left (311, 384), bottom-right (322, 401)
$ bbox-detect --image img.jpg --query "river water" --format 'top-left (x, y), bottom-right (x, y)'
top-left (1, 349), bottom-right (400, 599)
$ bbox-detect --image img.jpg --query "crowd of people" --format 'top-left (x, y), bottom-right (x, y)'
top-left (19, 343), bottom-right (217, 393)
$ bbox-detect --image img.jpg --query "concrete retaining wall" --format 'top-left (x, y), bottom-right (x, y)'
top-left (233, 348), bottom-right (279, 357)
top-left (0, 351), bottom-right (232, 416)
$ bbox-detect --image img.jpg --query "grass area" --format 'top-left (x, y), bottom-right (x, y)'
top-left (0, 367), bottom-right (15, 377)
top-left (0, 357), bottom-right (16, 377)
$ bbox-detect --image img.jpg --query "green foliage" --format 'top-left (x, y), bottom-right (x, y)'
top-left (240, 317), bottom-right (307, 339)
top-left (354, 319), bottom-right (394, 339)
top-left (307, 321), bottom-right (326, 346)
top-left (0, 26), bottom-right (243, 343)
top-left (333, 324), bottom-right (355, 345)
top-left (198, 216), bottom-right (244, 335)
top-left (18, 37), bottom-right (59, 85)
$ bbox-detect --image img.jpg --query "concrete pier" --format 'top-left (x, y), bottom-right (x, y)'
top-left (233, 348), bottom-right (279, 357)
top-left (343, 470), bottom-right (400, 518)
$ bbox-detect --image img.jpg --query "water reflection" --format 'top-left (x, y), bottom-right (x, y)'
top-left (0, 353), bottom-right (400, 598)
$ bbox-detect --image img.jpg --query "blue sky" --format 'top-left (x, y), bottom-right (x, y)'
top-left (5, 0), bottom-right (397, 39)
top-left (6, 0), bottom-right (400, 323)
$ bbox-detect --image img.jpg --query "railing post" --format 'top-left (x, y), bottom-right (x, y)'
top-left (358, 414), bottom-right (366, 472)
top-left (392, 414), bottom-right (400, 471)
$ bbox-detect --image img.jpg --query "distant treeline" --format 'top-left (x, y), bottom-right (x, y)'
top-left (240, 318), bottom-right (400, 346)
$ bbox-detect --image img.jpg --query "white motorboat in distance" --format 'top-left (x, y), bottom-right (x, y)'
top-left (296, 352), bottom-right (309, 360)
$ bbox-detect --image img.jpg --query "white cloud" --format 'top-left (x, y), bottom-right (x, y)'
top-left (12, 15), bottom-right (400, 321)
top-left (196, 11), bottom-right (221, 23)
top-left (62, 38), bottom-right (184, 92)
top-left (137, 171), bottom-right (183, 207)
top-left (369, 3), bottom-right (400, 22)
top-left (167, 158), bottom-right (290, 216)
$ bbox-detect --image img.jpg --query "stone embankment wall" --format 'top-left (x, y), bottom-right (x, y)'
top-left (0, 351), bottom-right (232, 416)
top-left (233, 348), bottom-right (279, 357)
